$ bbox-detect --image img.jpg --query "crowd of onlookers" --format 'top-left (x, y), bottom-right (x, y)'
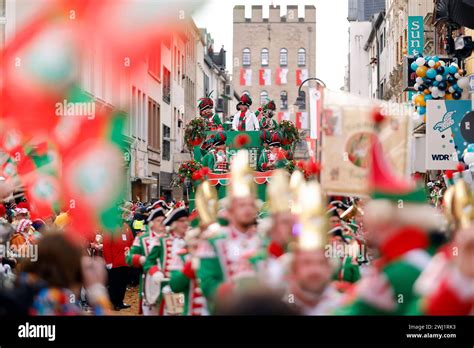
top-left (0, 197), bottom-right (183, 315)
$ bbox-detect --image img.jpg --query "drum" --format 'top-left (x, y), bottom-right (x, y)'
top-left (162, 285), bottom-right (185, 315)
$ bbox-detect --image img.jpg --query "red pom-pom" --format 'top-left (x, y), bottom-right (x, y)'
top-left (372, 108), bottom-right (385, 125)
top-left (17, 201), bottom-right (30, 210)
top-left (262, 163), bottom-right (268, 170)
top-left (234, 134), bottom-right (250, 149)
top-left (192, 172), bottom-right (202, 181)
top-left (456, 163), bottom-right (465, 173)
top-left (258, 108), bottom-right (262, 112)
top-left (305, 160), bottom-right (321, 176)
top-left (200, 167), bottom-right (211, 178)
top-left (412, 172), bottom-right (423, 182)
top-left (296, 160), bottom-right (305, 170)
top-left (445, 170), bottom-right (454, 180)
top-left (276, 149), bottom-right (287, 161)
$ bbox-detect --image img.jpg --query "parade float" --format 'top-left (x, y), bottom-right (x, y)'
top-left (177, 93), bottom-right (302, 212)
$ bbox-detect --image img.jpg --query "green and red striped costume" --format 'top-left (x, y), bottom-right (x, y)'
top-left (169, 252), bottom-right (208, 316)
top-left (196, 226), bottom-right (264, 313)
top-left (336, 227), bottom-right (431, 315)
top-left (143, 233), bottom-right (185, 315)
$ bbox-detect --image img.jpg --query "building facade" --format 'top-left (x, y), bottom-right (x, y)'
top-left (2, 0), bottom-right (234, 203)
top-left (347, 21), bottom-right (372, 96)
top-left (349, 0), bottom-right (386, 22)
top-left (233, 5), bottom-right (316, 140)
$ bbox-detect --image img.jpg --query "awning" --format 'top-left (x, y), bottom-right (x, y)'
top-left (134, 177), bottom-right (158, 185)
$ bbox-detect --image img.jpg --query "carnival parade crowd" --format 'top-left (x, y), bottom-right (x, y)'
top-left (1, 92), bottom-right (474, 316)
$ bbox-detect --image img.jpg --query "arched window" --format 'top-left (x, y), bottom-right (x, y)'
top-left (242, 48), bottom-right (251, 66)
top-left (280, 90), bottom-right (288, 110)
top-left (297, 48), bottom-right (306, 66)
top-left (298, 90), bottom-right (306, 110)
top-left (260, 90), bottom-right (269, 105)
top-left (279, 48), bottom-right (288, 66)
top-left (261, 48), bottom-right (269, 66)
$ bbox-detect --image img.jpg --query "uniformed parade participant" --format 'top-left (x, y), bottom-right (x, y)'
top-left (143, 206), bottom-right (190, 315)
top-left (125, 207), bottom-right (166, 315)
top-left (196, 150), bottom-right (264, 313)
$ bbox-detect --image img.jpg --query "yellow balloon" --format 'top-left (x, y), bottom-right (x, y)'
top-left (416, 66), bottom-right (428, 78)
top-left (415, 94), bottom-right (426, 107)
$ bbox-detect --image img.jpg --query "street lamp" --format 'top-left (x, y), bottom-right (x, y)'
top-left (293, 77), bottom-right (327, 164)
top-left (294, 77), bottom-right (327, 107)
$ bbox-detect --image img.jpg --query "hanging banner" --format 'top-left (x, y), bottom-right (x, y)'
top-left (425, 100), bottom-right (474, 170)
top-left (408, 16), bottom-right (424, 56)
top-left (240, 68), bottom-right (252, 86)
top-left (320, 94), bottom-right (410, 196)
top-left (309, 86), bottom-right (322, 139)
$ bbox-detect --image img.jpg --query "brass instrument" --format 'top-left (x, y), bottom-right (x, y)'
top-left (444, 179), bottom-right (474, 230)
top-left (195, 180), bottom-right (218, 226)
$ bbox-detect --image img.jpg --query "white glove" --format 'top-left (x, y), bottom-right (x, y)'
top-left (139, 256), bottom-right (146, 265)
top-left (152, 271), bottom-right (165, 285)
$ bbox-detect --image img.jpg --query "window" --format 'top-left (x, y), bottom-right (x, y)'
top-left (204, 74), bottom-right (210, 96)
top-left (0, 0), bottom-right (4, 16)
top-left (162, 125), bottom-right (171, 161)
top-left (260, 90), bottom-right (268, 105)
top-left (242, 48), bottom-right (251, 66)
top-left (279, 48), bottom-right (288, 66)
top-left (148, 42), bottom-right (161, 80)
top-left (261, 48), bottom-right (269, 66)
top-left (297, 48), bottom-right (306, 66)
top-left (298, 90), bottom-right (306, 110)
top-left (163, 67), bottom-right (171, 104)
top-left (280, 91), bottom-right (288, 110)
top-left (148, 98), bottom-right (160, 149)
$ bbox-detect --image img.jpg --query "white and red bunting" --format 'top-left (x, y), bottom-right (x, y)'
top-left (296, 69), bottom-right (308, 86)
top-left (240, 68), bottom-right (252, 86)
top-left (259, 69), bottom-right (272, 86)
top-left (276, 68), bottom-right (288, 85)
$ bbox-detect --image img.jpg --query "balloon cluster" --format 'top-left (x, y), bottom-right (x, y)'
top-left (410, 54), bottom-right (470, 116)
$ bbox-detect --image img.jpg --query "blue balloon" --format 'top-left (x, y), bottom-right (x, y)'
top-left (425, 78), bottom-right (434, 85)
top-left (411, 61), bottom-right (419, 71)
top-left (425, 56), bottom-right (431, 62)
top-left (453, 84), bottom-right (462, 92)
top-left (426, 69), bottom-right (437, 79)
top-left (453, 92), bottom-right (461, 100)
top-left (436, 67), bottom-right (445, 74)
top-left (447, 75), bottom-right (456, 83)
top-left (433, 81), bottom-right (440, 87)
top-left (418, 106), bottom-right (426, 115)
top-left (438, 81), bottom-right (447, 90)
top-left (448, 66), bottom-right (458, 74)
top-left (424, 94), bottom-right (433, 101)
top-left (433, 56), bottom-right (440, 62)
